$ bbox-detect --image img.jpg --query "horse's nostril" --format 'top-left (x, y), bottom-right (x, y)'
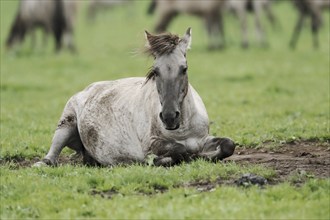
top-left (159, 112), bottom-right (163, 120)
top-left (175, 111), bottom-right (180, 119)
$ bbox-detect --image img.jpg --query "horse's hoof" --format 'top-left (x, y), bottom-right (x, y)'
top-left (32, 158), bottom-right (54, 167)
top-left (154, 156), bottom-right (174, 167)
top-left (219, 138), bottom-right (236, 160)
top-left (32, 161), bottom-right (48, 167)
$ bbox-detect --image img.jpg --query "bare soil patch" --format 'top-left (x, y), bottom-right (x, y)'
top-left (226, 140), bottom-right (330, 180)
top-left (185, 140), bottom-right (330, 192)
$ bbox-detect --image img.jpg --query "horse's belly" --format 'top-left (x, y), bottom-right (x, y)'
top-left (77, 108), bottom-right (146, 165)
top-left (79, 123), bottom-right (145, 165)
top-left (72, 78), bottom-right (153, 165)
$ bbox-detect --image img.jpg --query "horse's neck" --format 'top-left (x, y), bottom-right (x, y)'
top-left (181, 85), bottom-right (202, 121)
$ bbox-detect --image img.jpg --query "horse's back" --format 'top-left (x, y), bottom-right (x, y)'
top-left (158, 0), bottom-right (225, 14)
top-left (20, 0), bottom-right (54, 21)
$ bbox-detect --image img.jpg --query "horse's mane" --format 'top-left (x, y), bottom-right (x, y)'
top-left (145, 32), bottom-right (180, 82)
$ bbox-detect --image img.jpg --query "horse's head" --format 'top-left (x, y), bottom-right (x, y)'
top-left (145, 28), bottom-right (192, 130)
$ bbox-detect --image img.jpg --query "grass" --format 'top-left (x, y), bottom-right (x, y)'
top-left (1, 0), bottom-right (329, 219)
top-left (1, 162), bottom-right (329, 219)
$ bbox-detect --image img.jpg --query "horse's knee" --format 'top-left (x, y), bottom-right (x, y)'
top-left (171, 144), bottom-right (190, 161)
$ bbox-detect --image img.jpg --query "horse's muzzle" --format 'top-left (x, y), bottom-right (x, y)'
top-left (159, 111), bottom-right (180, 130)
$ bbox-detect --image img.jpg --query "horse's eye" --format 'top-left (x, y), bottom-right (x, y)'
top-left (154, 70), bottom-right (159, 77)
top-left (182, 67), bottom-right (188, 75)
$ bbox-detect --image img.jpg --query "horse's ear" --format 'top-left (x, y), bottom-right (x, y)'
top-left (144, 30), bottom-right (152, 48)
top-left (179, 27), bottom-right (192, 52)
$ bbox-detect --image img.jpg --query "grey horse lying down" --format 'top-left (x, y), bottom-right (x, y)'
top-left (34, 28), bottom-right (235, 167)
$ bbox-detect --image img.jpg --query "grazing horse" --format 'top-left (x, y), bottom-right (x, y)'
top-left (6, 0), bottom-right (77, 52)
top-left (226, 0), bottom-right (277, 48)
top-left (148, 0), bottom-right (226, 50)
top-left (290, 0), bottom-right (330, 49)
top-left (34, 28), bottom-right (235, 167)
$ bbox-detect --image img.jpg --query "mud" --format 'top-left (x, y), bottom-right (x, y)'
top-left (226, 140), bottom-right (330, 180)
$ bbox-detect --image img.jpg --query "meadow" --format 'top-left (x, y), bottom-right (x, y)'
top-left (1, 0), bottom-right (329, 219)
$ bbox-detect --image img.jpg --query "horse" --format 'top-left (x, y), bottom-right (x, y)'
top-left (6, 0), bottom-right (77, 53)
top-left (289, 0), bottom-right (330, 49)
top-left (87, 0), bottom-right (134, 22)
top-left (226, 0), bottom-right (277, 48)
top-left (34, 28), bottom-right (235, 167)
top-left (148, 0), bottom-right (226, 50)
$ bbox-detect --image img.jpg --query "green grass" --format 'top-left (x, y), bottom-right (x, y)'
top-left (1, 162), bottom-right (329, 219)
top-left (1, 0), bottom-right (329, 219)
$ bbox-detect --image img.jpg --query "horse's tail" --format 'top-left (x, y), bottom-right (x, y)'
top-left (53, 0), bottom-right (67, 51)
top-left (6, 5), bottom-right (27, 49)
top-left (147, 0), bottom-right (157, 15)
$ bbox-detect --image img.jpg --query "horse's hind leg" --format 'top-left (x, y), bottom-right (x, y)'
top-left (34, 114), bottom-right (82, 167)
top-left (234, 4), bottom-right (249, 48)
top-left (254, 3), bottom-right (267, 47)
top-left (311, 13), bottom-right (321, 49)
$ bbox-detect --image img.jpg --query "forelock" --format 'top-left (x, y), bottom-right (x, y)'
top-left (145, 33), bottom-right (180, 56)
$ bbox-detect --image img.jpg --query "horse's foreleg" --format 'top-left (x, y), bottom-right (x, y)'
top-left (289, 13), bottom-right (305, 49)
top-left (234, 6), bottom-right (248, 48)
top-left (63, 31), bottom-right (76, 53)
top-left (205, 12), bottom-right (223, 50)
top-left (196, 137), bottom-right (235, 162)
top-left (30, 29), bottom-right (36, 50)
top-left (150, 137), bottom-right (190, 166)
top-left (154, 11), bottom-right (177, 33)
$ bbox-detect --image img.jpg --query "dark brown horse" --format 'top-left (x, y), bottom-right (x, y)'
top-left (290, 0), bottom-right (330, 49)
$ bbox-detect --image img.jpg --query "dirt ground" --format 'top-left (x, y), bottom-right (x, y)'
top-left (227, 140), bottom-right (330, 180)
top-left (185, 140), bottom-right (330, 191)
top-left (2, 140), bottom-right (329, 188)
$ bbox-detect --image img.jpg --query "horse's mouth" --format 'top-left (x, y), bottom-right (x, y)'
top-left (165, 124), bottom-right (180, 130)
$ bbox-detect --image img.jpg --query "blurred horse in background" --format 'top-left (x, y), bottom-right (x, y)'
top-left (226, 0), bottom-right (277, 48)
top-left (147, 0), bottom-right (226, 50)
top-left (87, 0), bottom-right (134, 22)
top-left (290, 0), bottom-right (330, 49)
top-left (6, 0), bottom-right (77, 53)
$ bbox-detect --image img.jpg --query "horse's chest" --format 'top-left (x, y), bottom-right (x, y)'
top-left (178, 137), bottom-right (203, 153)
top-left (165, 122), bottom-right (208, 153)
